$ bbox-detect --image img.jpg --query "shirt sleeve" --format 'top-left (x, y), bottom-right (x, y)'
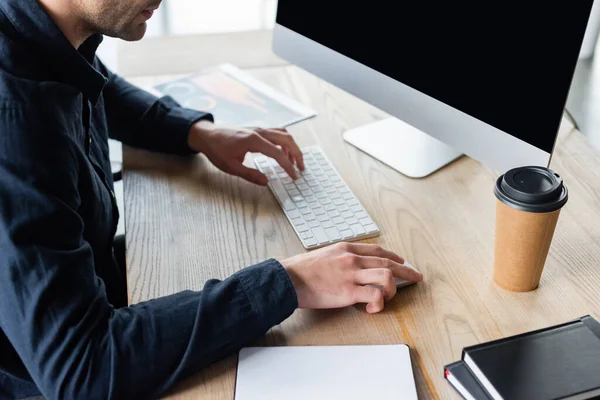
top-left (0, 109), bottom-right (297, 399)
top-left (96, 60), bottom-right (214, 156)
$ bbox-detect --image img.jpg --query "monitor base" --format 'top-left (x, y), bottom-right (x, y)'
top-left (343, 117), bottom-right (464, 178)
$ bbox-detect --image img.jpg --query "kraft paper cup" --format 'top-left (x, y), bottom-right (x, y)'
top-left (493, 166), bottom-right (568, 292)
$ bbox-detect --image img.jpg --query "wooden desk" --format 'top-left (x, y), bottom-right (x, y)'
top-left (124, 35), bottom-right (600, 399)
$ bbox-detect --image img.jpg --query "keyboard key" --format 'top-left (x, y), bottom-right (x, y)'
top-left (287, 209), bottom-right (301, 219)
top-left (328, 210), bottom-right (340, 218)
top-left (304, 195), bottom-right (317, 203)
top-left (296, 224), bottom-right (309, 232)
top-left (347, 199), bottom-right (359, 206)
top-left (308, 201), bottom-right (320, 208)
top-left (281, 198), bottom-right (296, 211)
top-left (332, 216), bottom-right (345, 225)
top-left (364, 224), bottom-right (378, 233)
top-left (304, 213), bottom-right (316, 221)
top-left (296, 201), bottom-right (309, 209)
top-left (350, 224), bottom-right (366, 236)
top-left (355, 210), bottom-right (368, 219)
top-left (297, 184), bottom-right (310, 191)
top-left (351, 205), bottom-right (364, 213)
top-left (314, 207), bottom-right (326, 216)
top-left (322, 220), bottom-right (334, 229)
top-left (325, 226), bottom-right (342, 241)
top-left (318, 214), bottom-right (330, 222)
top-left (340, 229), bottom-right (354, 239)
top-left (289, 189), bottom-right (301, 197)
top-left (337, 204), bottom-right (350, 212)
top-left (300, 208), bottom-right (312, 215)
top-left (346, 217), bottom-right (359, 225)
top-left (292, 195), bottom-right (304, 203)
top-left (359, 217), bottom-right (374, 226)
top-left (324, 204), bottom-right (336, 211)
top-left (312, 227), bottom-right (330, 244)
top-left (343, 193), bottom-right (354, 201)
top-left (333, 198), bottom-right (345, 206)
top-left (308, 220), bottom-right (320, 228)
top-left (341, 210), bottom-right (354, 219)
top-left (337, 222), bottom-right (350, 231)
top-left (304, 237), bottom-right (318, 247)
top-left (281, 177), bottom-right (293, 184)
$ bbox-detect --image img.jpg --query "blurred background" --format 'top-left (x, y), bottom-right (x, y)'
top-left (145, 0), bottom-right (277, 36)
top-left (98, 0), bottom-right (600, 148)
top-left (98, 0), bottom-right (600, 236)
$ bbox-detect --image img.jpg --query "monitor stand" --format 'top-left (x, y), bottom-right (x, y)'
top-left (343, 117), bottom-right (464, 178)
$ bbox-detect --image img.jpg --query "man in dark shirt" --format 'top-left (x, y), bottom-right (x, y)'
top-left (0, 0), bottom-right (423, 398)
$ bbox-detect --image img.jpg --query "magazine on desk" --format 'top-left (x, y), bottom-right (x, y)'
top-left (150, 63), bottom-right (317, 128)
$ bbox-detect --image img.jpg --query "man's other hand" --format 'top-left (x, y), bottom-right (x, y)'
top-left (281, 243), bottom-right (423, 314)
top-left (188, 120), bottom-right (305, 186)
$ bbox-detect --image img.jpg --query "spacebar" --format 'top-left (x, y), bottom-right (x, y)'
top-left (270, 180), bottom-right (295, 210)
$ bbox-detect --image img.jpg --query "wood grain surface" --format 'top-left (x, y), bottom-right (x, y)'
top-left (124, 65), bottom-right (600, 399)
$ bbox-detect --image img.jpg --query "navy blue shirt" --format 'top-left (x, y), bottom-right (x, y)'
top-left (0, 1), bottom-right (298, 398)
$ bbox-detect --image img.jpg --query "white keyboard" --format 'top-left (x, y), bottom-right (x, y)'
top-left (254, 146), bottom-right (380, 249)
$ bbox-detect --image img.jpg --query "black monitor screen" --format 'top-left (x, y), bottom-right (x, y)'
top-left (276, 2), bottom-right (592, 153)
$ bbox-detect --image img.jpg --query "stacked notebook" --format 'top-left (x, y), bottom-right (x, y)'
top-left (444, 315), bottom-right (600, 400)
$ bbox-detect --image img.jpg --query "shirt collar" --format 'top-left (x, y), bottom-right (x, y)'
top-left (0, 0), bottom-right (108, 105)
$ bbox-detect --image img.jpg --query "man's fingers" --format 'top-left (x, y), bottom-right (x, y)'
top-left (354, 285), bottom-right (385, 314)
top-left (249, 134), bottom-right (298, 179)
top-left (354, 268), bottom-right (396, 301)
top-left (344, 243), bottom-right (404, 265)
top-left (356, 256), bottom-right (423, 282)
top-left (257, 128), bottom-right (305, 171)
top-left (230, 164), bottom-right (269, 186)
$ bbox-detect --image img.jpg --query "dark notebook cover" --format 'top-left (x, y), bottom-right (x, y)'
top-left (444, 361), bottom-right (493, 400)
top-left (461, 315), bottom-right (600, 400)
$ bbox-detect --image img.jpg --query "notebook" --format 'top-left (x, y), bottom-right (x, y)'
top-left (444, 361), bottom-right (493, 400)
top-left (234, 345), bottom-right (418, 400)
top-left (461, 315), bottom-right (600, 400)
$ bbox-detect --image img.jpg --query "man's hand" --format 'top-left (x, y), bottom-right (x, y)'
top-left (281, 243), bottom-right (423, 314)
top-left (188, 120), bottom-right (305, 186)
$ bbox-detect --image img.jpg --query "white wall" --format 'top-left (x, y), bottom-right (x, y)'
top-left (580, 0), bottom-right (600, 59)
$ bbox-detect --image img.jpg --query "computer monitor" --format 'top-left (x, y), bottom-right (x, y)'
top-left (272, 2), bottom-right (594, 178)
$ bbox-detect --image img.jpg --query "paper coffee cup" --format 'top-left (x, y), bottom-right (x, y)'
top-left (493, 166), bottom-right (568, 292)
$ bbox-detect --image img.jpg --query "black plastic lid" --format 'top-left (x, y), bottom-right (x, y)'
top-left (494, 166), bottom-right (568, 213)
